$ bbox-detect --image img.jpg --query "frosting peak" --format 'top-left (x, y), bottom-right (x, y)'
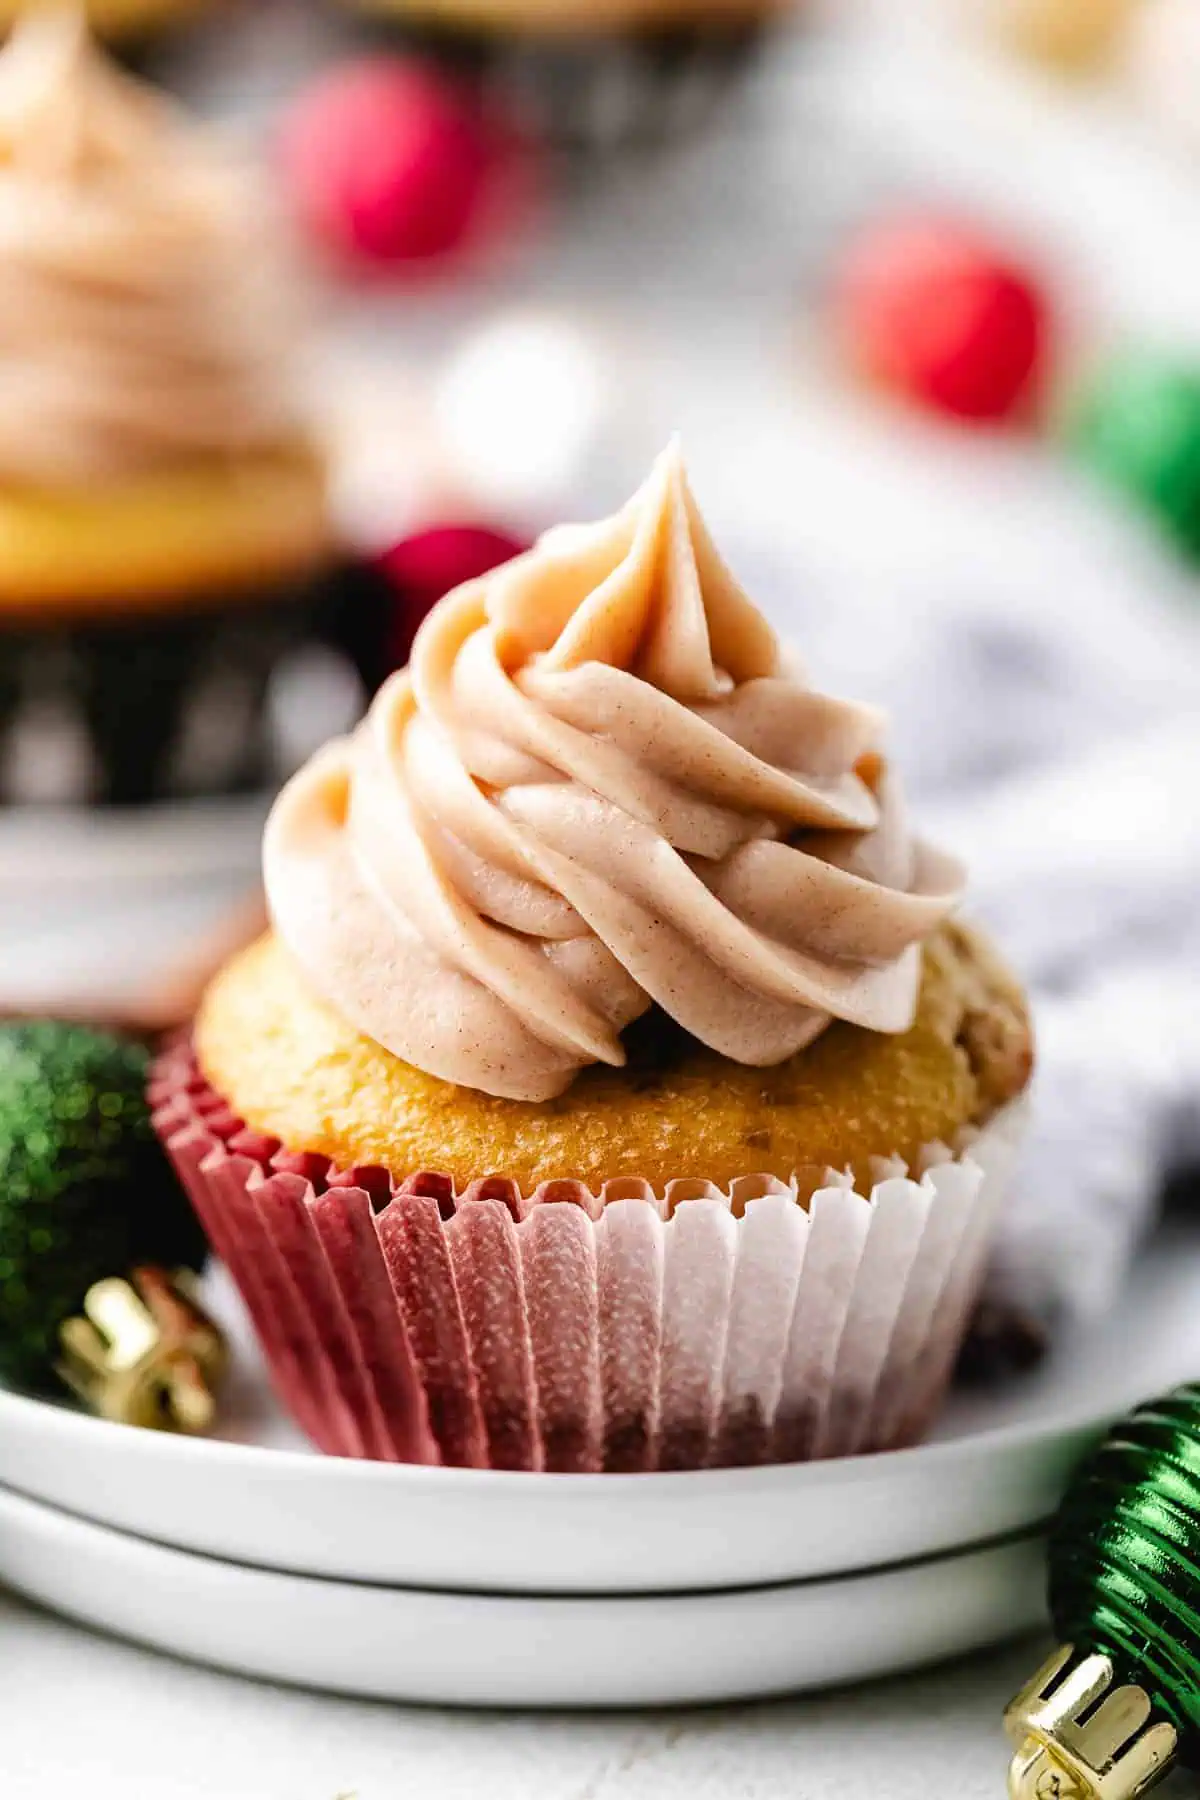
top-left (0, 12), bottom-right (309, 486)
top-left (488, 443), bottom-right (779, 702)
top-left (266, 447), bottom-right (965, 1102)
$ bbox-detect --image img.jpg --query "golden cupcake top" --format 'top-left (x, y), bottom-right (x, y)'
top-left (198, 922), bottom-right (1031, 1195)
top-left (266, 446), bottom-right (964, 1102)
top-left (0, 10), bottom-right (310, 488)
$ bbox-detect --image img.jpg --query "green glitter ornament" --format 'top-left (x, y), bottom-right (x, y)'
top-left (1005, 1384), bottom-right (1200, 1798)
top-left (1070, 351), bottom-right (1200, 562)
top-left (0, 1021), bottom-right (207, 1391)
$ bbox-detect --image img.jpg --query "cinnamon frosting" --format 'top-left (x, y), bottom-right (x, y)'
top-left (265, 445), bottom-right (965, 1102)
top-left (0, 12), bottom-right (308, 487)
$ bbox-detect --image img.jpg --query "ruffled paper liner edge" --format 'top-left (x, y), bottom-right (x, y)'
top-left (150, 1042), bottom-right (1029, 1473)
top-left (351, 11), bottom-right (772, 153)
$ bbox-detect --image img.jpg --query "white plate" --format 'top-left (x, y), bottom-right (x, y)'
top-left (0, 1484), bottom-right (1045, 1707)
top-left (0, 793), bottom-right (267, 891)
top-left (0, 799), bottom-right (266, 1010)
top-left (2, 1233), bottom-right (1198, 1597)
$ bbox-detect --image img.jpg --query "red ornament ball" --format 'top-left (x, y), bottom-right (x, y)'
top-left (377, 524), bottom-right (528, 669)
top-left (280, 58), bottom-right (520, 270)
top-left (836, 217), bottom-right (1050, 425)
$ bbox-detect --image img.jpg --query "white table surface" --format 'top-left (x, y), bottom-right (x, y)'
top-left (0, 1592), bottom-right (1054, 1800)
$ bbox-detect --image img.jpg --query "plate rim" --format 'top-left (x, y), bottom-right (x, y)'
top-left (0, 1482), bottom-right (1046, 1709)
top-left (0, 791), bottom-right (268, 890)
top-left (0, 1367), bottom-right (1115, 1496)
top-left (0, 1473), bottom-right (1049, 1598)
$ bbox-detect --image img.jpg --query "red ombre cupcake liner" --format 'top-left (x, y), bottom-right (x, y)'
top-left (150, 1043), bottom-right (1028, 1472)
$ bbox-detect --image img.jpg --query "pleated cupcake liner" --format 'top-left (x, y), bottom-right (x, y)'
top-left (350, 12), bottom-right (772, 153)
top-left (0, 563), bottom-right (369, 809)
top-left (150, 1042), bottom-right (1028, 1472)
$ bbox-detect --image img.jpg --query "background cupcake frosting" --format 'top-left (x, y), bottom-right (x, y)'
top-left (0, 10), bottom-right (307, 488)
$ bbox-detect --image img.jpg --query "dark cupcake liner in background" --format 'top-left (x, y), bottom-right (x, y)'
top-left (352, 11), bottom-right (768, 152)
top-left (0, 560), bottom-right (390, 809)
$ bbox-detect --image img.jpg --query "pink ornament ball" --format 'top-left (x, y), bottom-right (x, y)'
top-left (280, 58), bottom-right (523, 271)
top-left (377, 524), bottom-right (529, 669)
top-left (836, 216), bottom-right (1051, 425)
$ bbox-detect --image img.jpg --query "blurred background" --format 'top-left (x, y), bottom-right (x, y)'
top-left (4, 0), bottom-right (1200, 1351)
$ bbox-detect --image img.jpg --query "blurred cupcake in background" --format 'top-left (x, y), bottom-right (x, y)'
top-left (340, 0), bottom-right (802, 152)
top-left (0, 10), bottom-right (340, 813)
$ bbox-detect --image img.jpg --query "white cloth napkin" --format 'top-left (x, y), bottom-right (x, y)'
top-left (772, 542), bottom-right (1200, 1361)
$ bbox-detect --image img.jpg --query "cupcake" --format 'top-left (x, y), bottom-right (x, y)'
top-left (0, 12), bottom-right (339, 811)
top-left (344, 0), bottom-right (800, 152)
top-left (152, 443), bottom-right (1034, 1472)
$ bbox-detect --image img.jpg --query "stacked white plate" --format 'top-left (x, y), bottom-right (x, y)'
top-left (0, 796), bottom-right (264, 1013)
top-left (1, 1233), bottom-right (1198, 1708)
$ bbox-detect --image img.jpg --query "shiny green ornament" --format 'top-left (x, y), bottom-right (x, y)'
top-left (0, 1021), bottom-right (206, 1389)
top-left (1006, 1384), bottom-right (1200, 1798)
top-left (1070, 352), bottom-right (1200, 562)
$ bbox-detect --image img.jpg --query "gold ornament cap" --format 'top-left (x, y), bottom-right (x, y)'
top-left (1005, 1645), bottom-right (1179, 1800)
top-left (57, 1266), bottom-right (227, 1433)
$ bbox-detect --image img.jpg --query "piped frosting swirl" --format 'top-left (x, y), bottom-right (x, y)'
top-left (0, 12), bottom-right (308, 487)
top-left (265, 445), bottom-right (965, 1102)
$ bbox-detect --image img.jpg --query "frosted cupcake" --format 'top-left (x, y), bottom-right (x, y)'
top-left (345, 0), bottom-right (801, 151)
top-left (0, 14), bottom-right (337, 810)
top-left (153, 444), bottom-right (1033, 1472)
